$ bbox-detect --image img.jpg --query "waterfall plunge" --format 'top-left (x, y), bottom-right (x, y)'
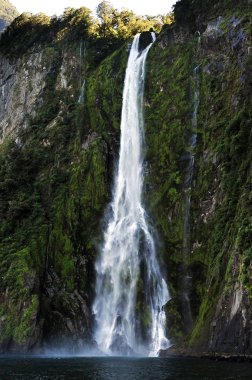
top-left (93, 33), bottom-right (170, 357)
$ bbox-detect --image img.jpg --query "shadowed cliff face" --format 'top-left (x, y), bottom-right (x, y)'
top-left (0, 34), bottom-right (127, 353)
top-left (144, 8), bottom-right (252, 355)
top-left (0, 2), bottom-right (251, 355)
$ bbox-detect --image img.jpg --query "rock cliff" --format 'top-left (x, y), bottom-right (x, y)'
top-left (0, 0), bottom-right (251, 355)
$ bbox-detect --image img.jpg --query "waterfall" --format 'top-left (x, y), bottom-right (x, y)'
top-left (180, 34), bottom-right (201, 331)
top-left (93, 33), bottom-right (170, 357)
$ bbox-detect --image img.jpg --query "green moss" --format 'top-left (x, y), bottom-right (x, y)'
top-left (6, 249), bottom-right (30, 295)
top-left (13, 295), bottom-right (39, 344)
top-left (242, 248), bottom-right (252, 294)
top-left (186, 11), bottom-right (252, 346)
top-left (189, 297), bottom-right (213, 346)
top-left (0, 244), bottom-right (39, 345)
top-left (141, 39), bottom-right (195, 340)
top-left (86, 44), bottom-right (128, 139)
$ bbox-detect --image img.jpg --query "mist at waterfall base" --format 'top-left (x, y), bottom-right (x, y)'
top-left (92, 33), bottom-right (170, 357)
top-left (1, 356), bottom-right (252, 380)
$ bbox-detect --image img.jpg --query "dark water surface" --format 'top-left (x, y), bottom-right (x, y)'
top-left (0, 356), bottom-right (251, 380)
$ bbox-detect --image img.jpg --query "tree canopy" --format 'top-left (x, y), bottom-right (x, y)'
top-left (0, 1), bottom-right (173, 57)
top-left (95, 0), bottom-right (173, 39)
top-left (0, 0), bottom-right (18, 23)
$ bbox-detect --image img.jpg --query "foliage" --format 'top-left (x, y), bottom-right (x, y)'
top-left (0, 12), bottom-right (51, 55)
top-left (53, 7), bottom-right (96, 42)
top-left (0, 1), bottom-right (173, 58)
top-left (0, 0), bottom-right (18, 23)
top-left (96, 0), bottom-right (173, 39)
top-left (143, 9), bottom-right (252, 346)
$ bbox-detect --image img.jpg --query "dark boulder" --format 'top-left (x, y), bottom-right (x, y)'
top-left (139, 31), bottom-right (154, 51)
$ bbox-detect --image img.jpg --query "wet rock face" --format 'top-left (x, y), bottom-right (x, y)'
top-left (0, 48), bottom-right (81, 143)
top-left (158, 25), bottom-right (190, 48)
top-left (209, 283), bottom-right (252, 354)
top-left (108, 315), bottom-right (135, 356)
top-left (147, 11), bottom-right (251, 356)
top-left (207, 252), bottom-right (252, 355)
top-left (109, 334), bottom-right (135, 356)
top-left (203, 16), bottom-right (224, 38)
top-left (0, 267), bottom-right (42, 354)
top-left (202, 15), bottom-right (248, 63)
top-left (227, 17), bottom-right (246, 50)
top-left (0, 51), bottom-right (49, 142)
top-left (188, 15), bottom-right (251, 355)
top-left (201, 16), bottom-right (224, 49)
top-left (41, 269), bottom-right (93, 353)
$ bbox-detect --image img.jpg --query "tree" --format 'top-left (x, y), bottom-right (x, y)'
top-left (96, 1), bottom-right (117, 39)
top-left (59, 7), bottom-right (95, 41)
top-left (0, 12), bottom-right (51, 55)
top-left (0, 0), bottom-right (18, 23)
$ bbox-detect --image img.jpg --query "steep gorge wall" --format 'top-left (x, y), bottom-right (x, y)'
top-left (0, 40), bottom-right (121, 352)
top-left (0, 2), bottom-right (251, 354)
top-left (144, 11), bottom-right (252, 355)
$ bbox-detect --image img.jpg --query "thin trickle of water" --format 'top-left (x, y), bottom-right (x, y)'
top-left (78, 40), bottom-right (86, 104)
top-left (180, 33), bottom-right (201, 331)
top-left (93, 33), bottom-right (170, 357)
top-left (78, 79), bottom-right (85, 104)
top-left (183, 63), bottom-right (200, 248)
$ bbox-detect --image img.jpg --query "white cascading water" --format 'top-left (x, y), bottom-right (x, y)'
top-left (78, 40), bottom-right (86, 104)
top-left (93, 33), bottom-right (170, 357)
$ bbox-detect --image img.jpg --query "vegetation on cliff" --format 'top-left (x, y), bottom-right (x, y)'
top-left (0, 1), bottom-right (172, 58)
top-left (0, 0), bottom-right (18, 32)
top-left (144, 2), bottom-right (252, 352)
top-left (0, 0), bottom-right (18, 23)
